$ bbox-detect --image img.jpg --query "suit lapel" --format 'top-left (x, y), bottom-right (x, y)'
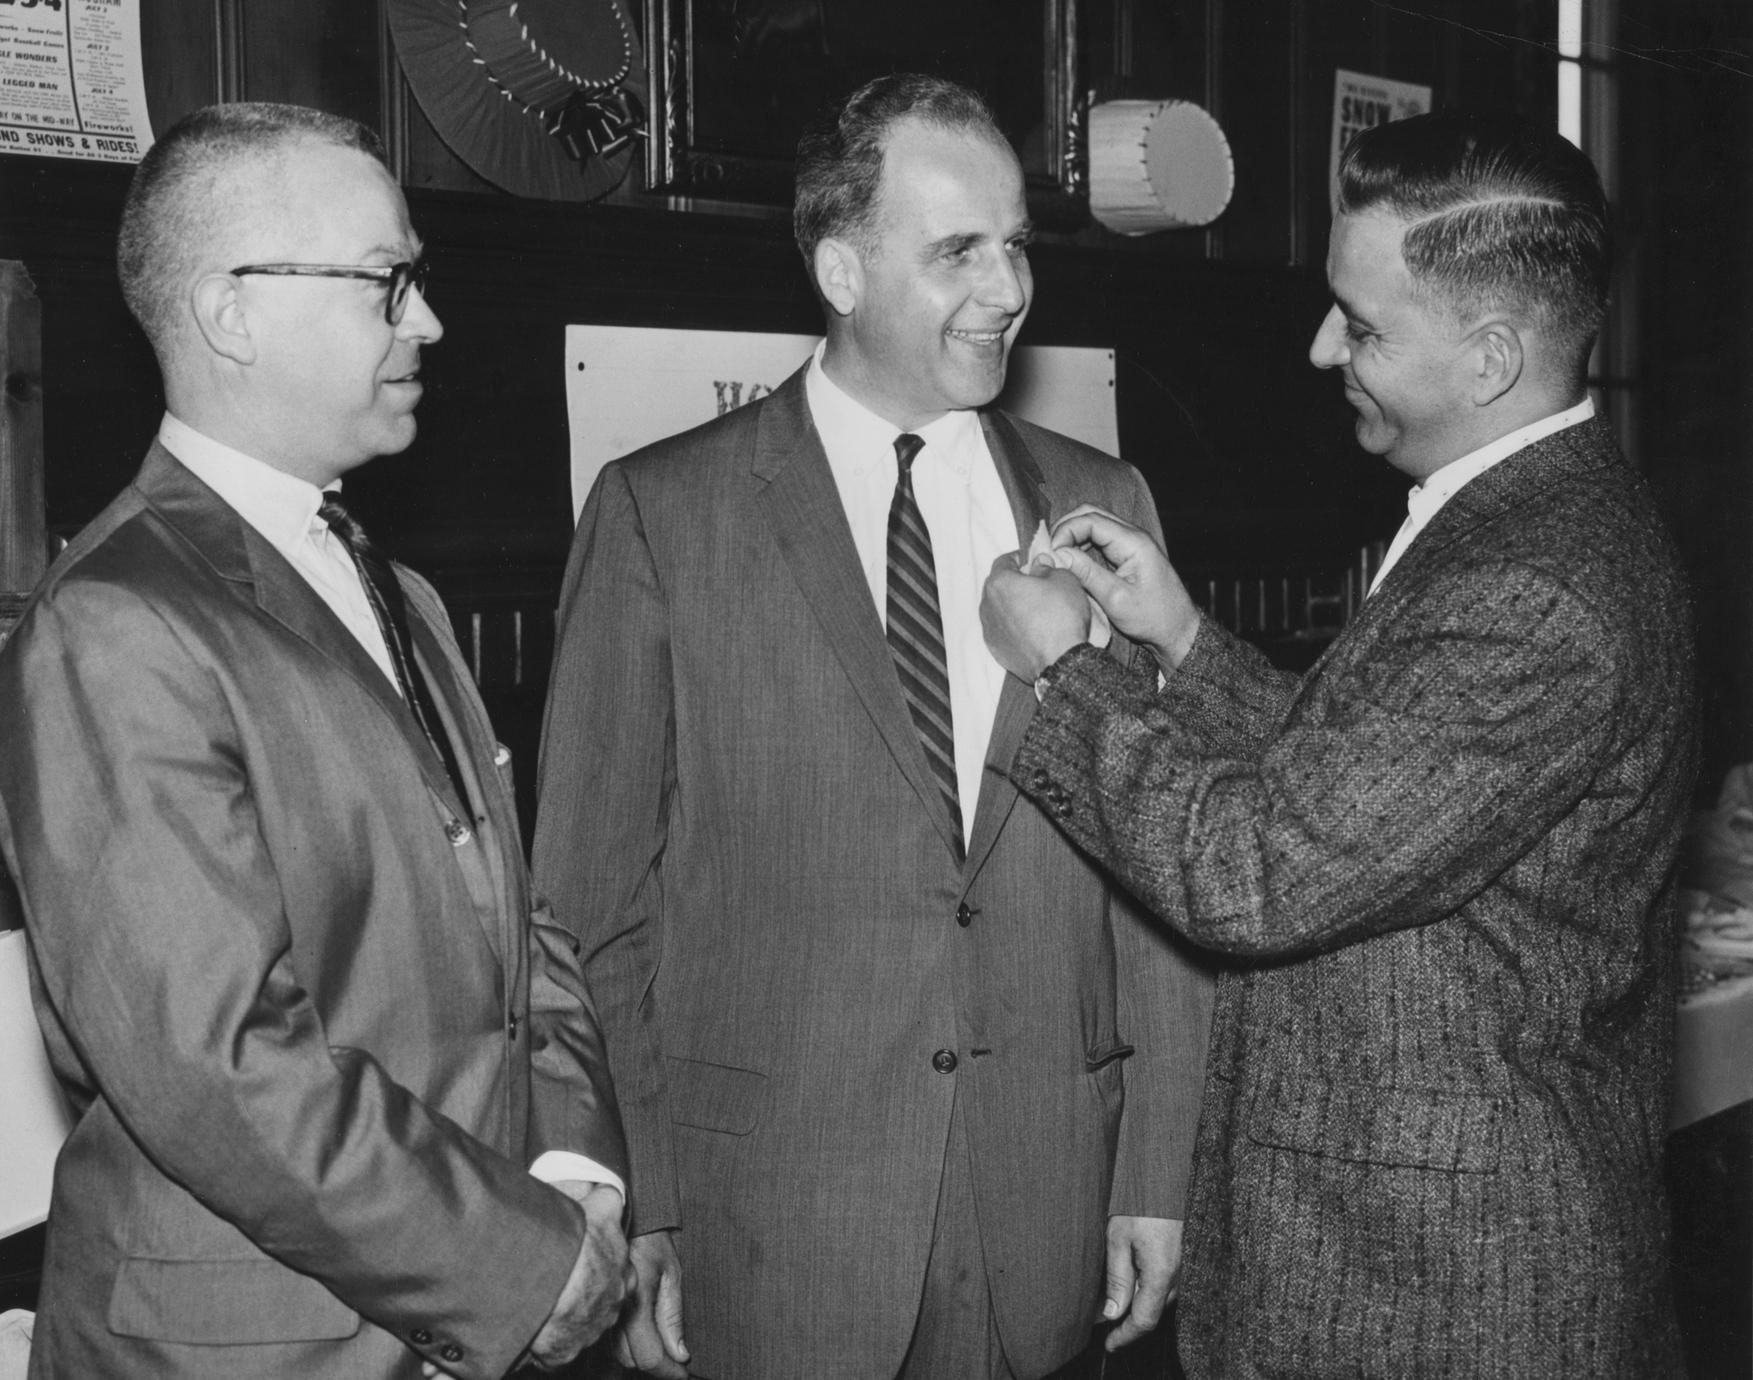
top-left (752, 370), bottom-right (965, 859)
top-left (1373, 418), bottom-right (1621, 601)
top-left (137, 445), bottom-right (468, 823)
top-left (963, 412), bottom-right (1052, 882)
top-left (404, 587), bottom-right (517, 962)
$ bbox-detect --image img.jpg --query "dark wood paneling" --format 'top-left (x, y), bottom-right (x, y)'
top-left (140, 0), bottom-right (219, 128)
top-left (0, 261), bottom-right (44, 599)
top-left (241, 0), bottom-right (384, 133)
top-left (1620, 0), bottom-right (1753, 784)
top-left (1209, 1), bottom-right (1300, 266)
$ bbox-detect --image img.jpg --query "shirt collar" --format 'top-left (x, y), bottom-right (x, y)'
top-left (157, 413), bottom-right (330, 561)
top-left (805, 341), bottom-right (981, 480)
top-left (1405, 397), bottom-right (1595, 526)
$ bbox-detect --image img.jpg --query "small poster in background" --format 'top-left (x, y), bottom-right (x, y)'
top-left (565, 326), bottom-right (1119, 521)
top-left (1330, 69), bottom-right (1432, 209)
top-left (0, 0), bottom-right (154, 164)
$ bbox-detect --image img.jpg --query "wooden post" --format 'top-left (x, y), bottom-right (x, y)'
top-left (0, 259), bottom-right (45, 645)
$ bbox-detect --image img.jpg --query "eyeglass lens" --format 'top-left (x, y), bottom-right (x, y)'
top-left (389, 261), bottom-right (431, 325)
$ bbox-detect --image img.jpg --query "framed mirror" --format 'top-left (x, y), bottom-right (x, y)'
top-left (641, 0), bottom-right (1085, 224)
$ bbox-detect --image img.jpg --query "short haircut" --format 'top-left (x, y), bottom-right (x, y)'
top-left (1338, 112), bottom-right (1610, 374)
top-left (117, 103), bottom-right (386, 353)
top-left (793, 73), bottom-right (1007, 267)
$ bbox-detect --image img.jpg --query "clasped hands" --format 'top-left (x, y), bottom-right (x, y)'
top-left (420, 1181), bottom-right (636, 1379)
top-left (981, 505), bottom-right (1200, 684)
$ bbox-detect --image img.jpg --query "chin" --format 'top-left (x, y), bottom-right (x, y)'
top-left (1353, 418), bottom-right (1395, 458)
top-left (947, 369), bottom-right (1008, 411)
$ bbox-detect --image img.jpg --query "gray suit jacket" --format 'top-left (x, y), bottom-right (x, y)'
top-left (0, 446), bottom-right (628, 1380)
top-left (1014, 418), bottom-right (1695, 1378)
top-left (533, 368), bottom-right (1214, 1380)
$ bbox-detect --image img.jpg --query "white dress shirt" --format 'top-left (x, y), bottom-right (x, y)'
top-left (157, 414), bottom-right (401, 691)
top-left (156, 414), bottom-right (623, 1203)
top-left (805, 346), bottom-right (1014, 847)
top-left (1367, 398), bottom-right (1595, 597)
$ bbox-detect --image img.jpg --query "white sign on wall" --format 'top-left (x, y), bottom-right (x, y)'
top-left (565, 325), bottom-right (1120, 520)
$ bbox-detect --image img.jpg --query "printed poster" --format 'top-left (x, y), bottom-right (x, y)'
top-left (0, 0), bottom-right (153, 164)
top-left (1330, 69), bottom-right (1432, 209)
top-left (565, 326), bottom-right (1119, 520)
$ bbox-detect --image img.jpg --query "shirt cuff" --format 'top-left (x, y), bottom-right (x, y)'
top-left (529, 1151), bottom-right (626, 1213)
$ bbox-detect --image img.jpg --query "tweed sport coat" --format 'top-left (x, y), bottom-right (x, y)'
top-left (1012, 418), bottom-right (1697, 1378)
top-left (532, 367), bottom-right (1214, 1380)
top-left (0, 446), bottom-right (628, 1380)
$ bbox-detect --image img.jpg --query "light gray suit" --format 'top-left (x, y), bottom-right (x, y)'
top-left (0, 446), bottom-right (628, 1380)
top-left (534, 368), bottom-right (1213, 1380)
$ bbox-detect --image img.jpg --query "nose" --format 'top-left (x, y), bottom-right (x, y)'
top-left (1309, 304), bottom-right (1348, 370)
top-left (980, 246), bottom-right (1030, 317)
top-left (398, 283), bottom-right (444, 344)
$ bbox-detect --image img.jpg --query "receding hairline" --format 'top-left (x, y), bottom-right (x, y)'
top-left (859, 115), bottom-right (1023, 240)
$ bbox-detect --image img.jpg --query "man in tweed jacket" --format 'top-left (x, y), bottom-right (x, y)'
top-left (982, 114), bottom-right (1696, 1377)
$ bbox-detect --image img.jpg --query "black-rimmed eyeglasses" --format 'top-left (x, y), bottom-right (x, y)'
top-left (229, 259), bottom-right (430, 325)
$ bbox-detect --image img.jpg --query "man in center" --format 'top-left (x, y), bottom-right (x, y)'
top-left (534, 74), bottom-right (1212, 1380)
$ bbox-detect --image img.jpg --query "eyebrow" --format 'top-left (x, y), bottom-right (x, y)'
top-left (922, 223), bottom-right (1035, 258)
top-left (924, 231), bottom-right (983, 258)
top-left (1332, 290), bottom-right (1374, 326)
top-left (366, 240), bottom-right (422, 262)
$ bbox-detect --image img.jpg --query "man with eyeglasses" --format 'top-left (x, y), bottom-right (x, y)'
top-left (0, 103), bottom-right (632, 1379)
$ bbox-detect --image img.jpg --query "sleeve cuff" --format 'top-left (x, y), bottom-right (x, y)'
top-left (529, 1150), bottom-right (626, 1213)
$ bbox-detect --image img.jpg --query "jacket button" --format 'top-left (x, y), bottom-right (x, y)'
top-left (444, 819), bottom-right (471, 846)
top-left (1054, 798), bottom-right (1073, 818)
top-left (441, 1343), bottom-right (464, 1363)
top-left (411, 1328), bottom-right (432, 1345)
top-left (1030, 768), bottom-right (1050, 789)
top-left (507, 1013), bottom-right (519, 1040)
top-left (955, 902), bottom-right (973, 928)
top-left (931, 1049), bottom-right (958, 1074)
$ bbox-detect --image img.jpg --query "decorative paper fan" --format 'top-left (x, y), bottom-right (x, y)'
top-left (386, 0), bottom-right (647, 201)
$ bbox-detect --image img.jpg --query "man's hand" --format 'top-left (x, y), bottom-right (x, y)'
top-left (980, 552), bottom-right (1093, 682)
top-left (1100, 1215), bottom-right (1183, 1352)
top-left (418, 1183), bottom-right (633, 1379)
top-left (613, 1229), bottom-right (690, 1377)
top-left (1049, 507), bottom-right (1200, 671)
top-left (528, 1184), bottom-right (635, 1370)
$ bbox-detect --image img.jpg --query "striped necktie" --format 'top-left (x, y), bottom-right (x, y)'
top-left (319, 491), bottom-right (471, 819)
top-left (886, 432), bottom-right (963, 860)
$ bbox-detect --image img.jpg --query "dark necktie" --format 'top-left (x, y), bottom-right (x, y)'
top-left (319, 492), bottom-right (471, 818)
top-left (886, 433), bottom-right (963, 861)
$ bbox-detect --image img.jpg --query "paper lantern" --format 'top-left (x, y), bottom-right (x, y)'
top-left (1090, 99), bottom-right (1235, 235)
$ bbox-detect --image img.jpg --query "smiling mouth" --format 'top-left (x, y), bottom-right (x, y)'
top-left (947, 328), bottom-right (1007, 346)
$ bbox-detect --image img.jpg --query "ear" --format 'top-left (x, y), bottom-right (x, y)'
top-left (190, 272), bottom-right (257, 366)
top-left (1469, 318), bottom-right (1523, 407)
top-left (813, 237), bottom-right (861, 319)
